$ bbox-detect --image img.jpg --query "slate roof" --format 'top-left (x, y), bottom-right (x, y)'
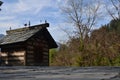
top-left (0, 23), bottom-right (58, 48)
top-left (0, 28), bottom-right (40, 45)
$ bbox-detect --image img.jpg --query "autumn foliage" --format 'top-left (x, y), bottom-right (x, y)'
top-left (50, 19), bottom-right (120, 66)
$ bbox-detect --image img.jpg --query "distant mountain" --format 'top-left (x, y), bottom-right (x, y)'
top-left (0, 34), bottom-right (4, 39)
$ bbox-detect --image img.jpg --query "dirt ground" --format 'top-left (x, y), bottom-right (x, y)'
top-left (0, 66), bottom-right (120, 80)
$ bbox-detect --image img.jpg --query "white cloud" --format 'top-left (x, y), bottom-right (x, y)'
top-left (0, 0), bottom-right (113, 42)
top-left (48, 22), bottom-right (75, 42)
top-left (0, 16), bottom-right (15, 21)
top-left (0, 0), bottom-right (67, 42)
top-left (0, 22), bottom-right (19, 29)
top-left (2, 0), bottom-right (53, 15)
top-left (48, 26), bottom-right (68, 42)
top-left (0, 21), bottom-right (20, 34)
top-left (15, 0), bottom-right (30, 13)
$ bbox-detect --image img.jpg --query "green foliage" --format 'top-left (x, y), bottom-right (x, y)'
top-left (108, 19), bottom-right (120, 34)
top-left (113, 56), bottom-right (120, 66)
top-left (49, 49), bottom-right (57, 65)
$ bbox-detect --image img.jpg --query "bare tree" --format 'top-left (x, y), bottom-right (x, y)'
top-left (106, 0), bottom-right (120, 20)
top-left (62, 0), bottom-right (101, 50)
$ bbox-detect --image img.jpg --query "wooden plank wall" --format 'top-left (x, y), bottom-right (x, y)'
top-left (0, 32), bottom-right (50, 66)
top-left (1, 51), bottom-right (25, 66)
top-left (41, 39), bottom-right (49, 66)
top-left (26, 36), bottom-right (49, 66)
top-left (26, 41), bottom-right (34, 66)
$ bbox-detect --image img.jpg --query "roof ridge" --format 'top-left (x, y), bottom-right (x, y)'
top-left (6, 23), bottom-right (49, 34)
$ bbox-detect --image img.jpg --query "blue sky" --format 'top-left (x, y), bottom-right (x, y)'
top-left (0, 0), bottom-right (70, 42)
top-left (0, 0), bottom-right (114, 43)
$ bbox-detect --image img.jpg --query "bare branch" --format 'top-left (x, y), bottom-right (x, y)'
top-left (105, 4), bottom-right (117, 20)
top-left (110, 0), bottom-right (118, 10)
top-left (59, 27), bottom-right (73, 40)
top-left (61, 0), bottom-right (101, 49)
top-left (106, 0), bottom-right (120, 19)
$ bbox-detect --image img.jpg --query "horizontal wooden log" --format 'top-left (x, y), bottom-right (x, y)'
top-left (43, 59), bottom-right (49, 63)
top-left (43, 48), bottom-right (49, 51)
top-left (27, 63), bottom-right (34, 66)
top-left (27, 59), bottom-right (34, 63)
top-left (27, 45), bottom-right (34, 49)
top-left (27, 55), bottom-right (34, 58)
top-left (8, 57), bottom-right (24, 60)
top-left (8, 61), bottom-right (24, 66)
top-left (2, 57), bottom-right (6, 60)
top-left (1, 44), bottom-right (25, 49)
top-left (1, 53), bottom-right (7, 57)
top-left (27, 42), bottom-right (33, 45)
top-left (33, 43), bottom-right (40, 46)
top-left (27, 51), bottom-right (34, 53)
top-left (1, 55), bottom-right (24, 59)
top-left (40, 44), bottom-right (48, 48)
top-left (43, 55), bottom-right (48, 58)
top-left (1, 51), bottom-right (25, 57)
top-left (10, 51), bottom-right (25, 56)
top-left (43, 52), bottom-right (48, 55)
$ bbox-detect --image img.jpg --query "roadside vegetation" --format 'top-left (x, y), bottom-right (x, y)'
top-left (49, 0), bottom-right (120, 66)
top-left (50, 19), bottom-right (120, 66)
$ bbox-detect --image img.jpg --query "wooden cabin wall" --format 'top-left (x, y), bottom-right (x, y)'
top-left (26, 40), bottom-right (34, 66)
top-left (0, 44), bottom-right (26, 66)
top-left (26, 35), bottom-right (49, 66)
top-left (1, 51), bottom-right (25, 66)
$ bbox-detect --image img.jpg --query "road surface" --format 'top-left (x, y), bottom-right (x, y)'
top-left (0, 66), bottom-right (120, 80)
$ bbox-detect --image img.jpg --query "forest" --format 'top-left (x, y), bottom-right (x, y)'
top-left (49, 0), bottom-right (120, 66)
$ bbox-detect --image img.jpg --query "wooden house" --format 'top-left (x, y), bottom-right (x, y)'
top-left (0, 23), bottom-right (58, 66)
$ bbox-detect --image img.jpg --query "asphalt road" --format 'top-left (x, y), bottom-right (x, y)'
top-left (0, 66), bottom-right (120, 80)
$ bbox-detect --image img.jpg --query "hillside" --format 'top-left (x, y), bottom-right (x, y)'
top-left (50, 19), bottom-right (120, 66)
